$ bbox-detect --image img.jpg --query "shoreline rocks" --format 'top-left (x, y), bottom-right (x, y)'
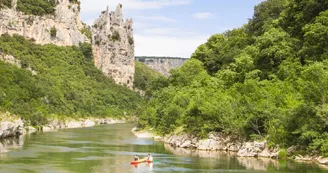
top-left (131, 127), bottom-right (163, 140)
top-left (133, 129), bottom-right (328, 166)
top-left (0, 114), bottom-right (126, 139)
top-left (41, 118), bottom-right (126, 132)
top-left (0, 113), bottom-right (26, 139)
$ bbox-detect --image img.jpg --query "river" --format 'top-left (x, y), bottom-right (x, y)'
top-left (0, 123), bottom-right (327, 173)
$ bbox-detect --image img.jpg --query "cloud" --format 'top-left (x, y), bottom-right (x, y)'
top-left (138, 27), bottom-right (198, 37)
top-left (80, 0), bottom-right (192, 13)
top-left (193, 12), bottom-right (214, 20)
top-left (134, 34), bottom-right (209, 58)
top-left (136, 16), bottom-right (176, 22)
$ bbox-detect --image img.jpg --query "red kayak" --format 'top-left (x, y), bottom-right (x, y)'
top-left (130, 160), bottom-right (153, 164)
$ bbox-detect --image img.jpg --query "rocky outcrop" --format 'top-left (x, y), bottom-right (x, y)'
top-left (42, 118), bottom-right (125, 132)
top-left (0, 1), bottom-right (136, 88)
top-left (0, 0), bottom-right (88, 46)
top-left (0, 52), bottom-right (38, 75)
top-left (164, 132), bottom-right (243, 152)
top-left (237, 141), bottom-right (279, 158)
top-left (0, 112), bottom-right (26, 139)
top-left (92, 5), bottom-right (134, 88)
top-left (164, 133), bottom-right (280, 159)
top-left (295, 155), bottom-right (328, 165)
top-left (0, 53), bottom-right (21, 68)
top-left (135, 57), bottom-right (188, 76)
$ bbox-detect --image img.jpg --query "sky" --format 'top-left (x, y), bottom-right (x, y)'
top-left (80, 0), bottom-right (264, 58)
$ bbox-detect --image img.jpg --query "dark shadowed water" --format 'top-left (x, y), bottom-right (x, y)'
top-left (0, 123), bottom-right (327, 173)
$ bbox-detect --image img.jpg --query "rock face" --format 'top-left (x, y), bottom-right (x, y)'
top-left (0, 52), bottom-right (21, 68)
top-left (92, 5), bottom-right (135, 88)
top-left (164, 133), bottom-right (279, 159)
top-left (164, 132), bottom-right (243, 152)
top-left (0, 113), bottom-right (25, 139)
top-left (41, 118), bottom-right (126, 132)
top-left (135, 57), bottom-right (188, 76)
top-left (0, 1), bottom-right (135, 88)
top-left (0, 0), bottom-right (88, 46)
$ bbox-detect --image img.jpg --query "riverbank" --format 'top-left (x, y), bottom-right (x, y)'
top-left (0, 112), bottom-right (126, 140)
top-left (132, 128), bottom-right (328, 167)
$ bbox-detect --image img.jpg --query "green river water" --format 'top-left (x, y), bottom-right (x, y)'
top-left (0, 123), bottom-right (327, 173)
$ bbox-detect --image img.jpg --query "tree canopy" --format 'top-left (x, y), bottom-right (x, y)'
top-left (138, 0), bottom-right (328, 156)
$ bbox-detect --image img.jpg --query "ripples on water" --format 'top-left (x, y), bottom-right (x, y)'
top-left (0, 124), bottom-right (327, 173)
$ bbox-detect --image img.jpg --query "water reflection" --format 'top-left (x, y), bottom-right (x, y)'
top-left (237, 157), bottom-right (279, 171)
top-left (164, 143), bottom-right (236, 158)
top-left (0, 135), bottom-right (24, 154)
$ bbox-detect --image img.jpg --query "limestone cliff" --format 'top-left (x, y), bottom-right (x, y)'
top-left (91, 4), bottom-right (135, 88)
top-left (0, 1), bottom-right (135, 88)
top-left (0, 0), bottom-right (88, 46)
top-left (136, 57), bottom-right (188, 76)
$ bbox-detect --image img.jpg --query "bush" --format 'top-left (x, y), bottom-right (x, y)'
top-left (17, 0), bottom-right (56, 16)
top-left (111, 31), bottom-right (121, 41)
top-left (128, 36), bottom-right (134, 45)
top-left (278, 149), bottom-right (287, 159)
top-left (50, 27), bottom-right (57, 38)
top-left (80, 23), bottom-right (92, 41)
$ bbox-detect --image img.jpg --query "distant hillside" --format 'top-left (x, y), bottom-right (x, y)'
top-left (135, 56), bottom-right (189, 76)
top-left (0, 34), bottom-right (144, 126)
top-left (134, 61), bottom-right (167, 96)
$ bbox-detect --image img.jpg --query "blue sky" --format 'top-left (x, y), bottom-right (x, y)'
top-left (80, 0), bottom-right (264, 58)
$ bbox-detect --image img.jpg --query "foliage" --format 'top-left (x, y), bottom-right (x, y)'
top-left (50, 26), bottom-right (57, 38)
top-left (0, 34), bottom-right (144, 126)
top-left (111, 31), bottom-right (121, 41)
top-left (133, 61), bottom-right (165, 96)
top-left (278, 149), bottom-right (287, 159)
top-left (138, 0), bottom-right (328, 156)
top-left (17, 0), bottom-right (56, 16)
top-left (0, 0), bottom-right (12, 9)
top-left (80, 23), bottom-right (92, 41)
top-left (128, 36), bottom-right (134, 45)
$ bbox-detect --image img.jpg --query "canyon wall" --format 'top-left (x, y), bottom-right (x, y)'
top-left (91, 5), bottom-right (135, 88)
top-left (0, 0), bottom-right (88, 46)
top-left (0, 1), bottom-right (134, 87)
top-left (136, 57), bottom-right (188, 76)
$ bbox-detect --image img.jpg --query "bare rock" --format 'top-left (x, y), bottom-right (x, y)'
top-left (316, 157), bottom-right (328, 165)
top-left (91, 4), bottom-right (134, 88)
top-left (0, 117), bottom-right (25, 138)
top-left (0, 0), bottom-right (87, 46)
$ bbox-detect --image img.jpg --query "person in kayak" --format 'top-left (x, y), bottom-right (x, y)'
top-left (146, 153), bottom-right (153, 162)
top-left (134, 154), bottom-right (139, 161)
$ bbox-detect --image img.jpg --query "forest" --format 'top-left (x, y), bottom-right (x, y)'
top-left (138, 0), bottom-right (328, 156)
top-left (0, 34), bottom-right (144, 127)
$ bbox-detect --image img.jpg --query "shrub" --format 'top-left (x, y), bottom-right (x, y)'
top-left (80, 24), bottom-right (92, 41)
top-left (17, 0), bottom-right (56, 16)
top-left (278, 149), bottom-right (287, 159)
top-left (111, 31), bottom-right (121, 41)
top-left (50, 27), bottom-right (57, 38)
top-left (128, 36), bottom-right (134, 45)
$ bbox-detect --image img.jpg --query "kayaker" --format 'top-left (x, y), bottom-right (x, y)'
top-left (134, 154), bottom-right (139, 161)
top-left (147, 153), bottom-right (153, 162)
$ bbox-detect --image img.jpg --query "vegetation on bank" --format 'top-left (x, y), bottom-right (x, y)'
top-left (138, 0), bottom-right (328, 156)
top-left (0, 34), bottom-right (144, 126)
top-left (133, 61), bottom-right (167, 96)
